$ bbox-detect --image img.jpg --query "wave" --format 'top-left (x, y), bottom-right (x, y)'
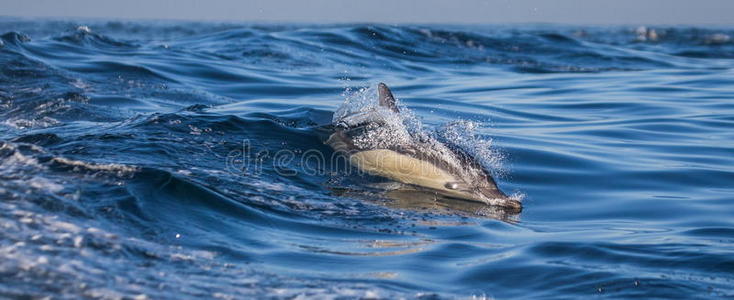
top-left (41, 23), bottom-right (719, 74)
top-left (2, 18), bottom-right (734, 299)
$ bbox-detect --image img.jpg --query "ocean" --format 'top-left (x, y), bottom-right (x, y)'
top-left (1, 18), bottom-right (733, 299)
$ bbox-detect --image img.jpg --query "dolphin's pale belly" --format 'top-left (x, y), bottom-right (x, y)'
top-left (346, 148), bottom-right (493, 204)
top-left (349, 149), bottom-right (457, 192)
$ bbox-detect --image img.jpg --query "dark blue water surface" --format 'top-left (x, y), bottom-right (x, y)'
top-left (1, 18), bottom-right (733, 299)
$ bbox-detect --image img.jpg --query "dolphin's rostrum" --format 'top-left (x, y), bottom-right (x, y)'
top-left (326, 83), bottom-right (521, 211)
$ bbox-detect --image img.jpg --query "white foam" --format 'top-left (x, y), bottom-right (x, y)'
top-left (2, 116), bottom-right (60, 129)
top-left (51, 157), bottom-right (138, 174)
top-left (706, 33), bottom-right (731, 45)
top-left (76, 26), bottom-right (92, 33)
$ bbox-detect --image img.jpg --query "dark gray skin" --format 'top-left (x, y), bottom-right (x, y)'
top-left (325, 83), bottom-right (522, 211)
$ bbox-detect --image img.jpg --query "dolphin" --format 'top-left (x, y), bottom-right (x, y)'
top-left (325, 83), bottom-right (521, 211)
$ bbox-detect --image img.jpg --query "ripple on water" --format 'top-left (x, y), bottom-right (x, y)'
top-left (2, 19), bottom-right (734, 299)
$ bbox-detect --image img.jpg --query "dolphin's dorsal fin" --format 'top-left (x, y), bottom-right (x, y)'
top-left (378, 83), bottom-right (399, 113)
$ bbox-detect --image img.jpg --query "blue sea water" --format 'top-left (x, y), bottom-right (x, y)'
top-left (1, 18), bottom-right (733, 299)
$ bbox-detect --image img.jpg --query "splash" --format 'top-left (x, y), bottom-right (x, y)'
top-left (333, 84), bottom-right (416, 150)
top-left (333, 85), bottom-right (382, 123)
top-left (436, 120), bottom-right (506, 178)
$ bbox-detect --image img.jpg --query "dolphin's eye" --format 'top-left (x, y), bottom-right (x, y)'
top-left (444, 182), bottom-right (459, 190)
